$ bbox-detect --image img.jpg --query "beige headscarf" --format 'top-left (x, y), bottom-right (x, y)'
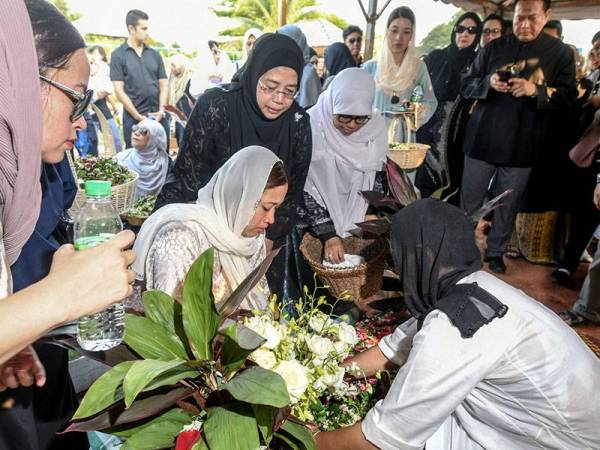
top-left (133, 146), bottom-right (281, 310)
top-left (167, 54), bottom-right (192, 106)
top-left (0, 0), bottom-right (43, 266)
top-left (374, 32), bottom-right (420, 96)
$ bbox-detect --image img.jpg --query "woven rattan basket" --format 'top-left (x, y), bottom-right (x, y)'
top-left (120, 213), bottom-right (147, 227)
top-left (300, 234), bottom-right (387, 301)
top-left (388, 143), bottom-right (430, 170)
top-left (70, 172), bottom-right (138, 217)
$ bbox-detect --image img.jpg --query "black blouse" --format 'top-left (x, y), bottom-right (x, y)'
top-left (156, 88), bottom-right (312, 243)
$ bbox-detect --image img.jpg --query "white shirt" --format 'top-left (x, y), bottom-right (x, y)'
top-left (362, 271), bottom-right (600, 450)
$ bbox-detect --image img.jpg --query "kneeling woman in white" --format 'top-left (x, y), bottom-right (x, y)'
top-left (316, 199), bottom-right (600, 450)
top-left (132, 146), bottom-right (287, 310)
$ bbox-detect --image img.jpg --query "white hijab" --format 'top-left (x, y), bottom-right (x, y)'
top-left (116, 119), bottom-right (169, 198)
top-left (375, 30), bottom-right (420, 96)
top-left (240, 28), bottom-right (263, 67)
top-left (133, 146), bottom-right (281, 310)
top-left (305, 68), bottom-right (388, 237)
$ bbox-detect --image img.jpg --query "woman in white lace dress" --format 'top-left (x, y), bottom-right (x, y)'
top-left (133, 146), bottom-right (288, 310)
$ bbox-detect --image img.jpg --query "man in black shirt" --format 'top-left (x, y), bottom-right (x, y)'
top-left (110, 9), bottom-right (168, 148)
top-left (460, 0), bottom-right (576, 274)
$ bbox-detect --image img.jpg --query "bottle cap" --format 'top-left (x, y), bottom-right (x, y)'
top-left (84, 180), bottom-right (112, 197)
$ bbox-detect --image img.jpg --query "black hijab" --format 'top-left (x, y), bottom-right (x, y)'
top-left (224, 33), bottom-right (304, 155)
top-left (325, 42), bottom-right (356, 77)
top-left (390, 199), bottom-right (507, 338)
top-left (425, 12), bottom-right (482, 102)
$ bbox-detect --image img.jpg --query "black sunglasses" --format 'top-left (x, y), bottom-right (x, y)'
top-left (348, 37), bottom-right (362, 44)
top-left (337, 114), bottom-right (370, 125)
top-left (483, 28), bottom-right (502, 35)
top-left (40, 75), bottom-right (93, 122)
top-left (455, 25), bottom-right (478, 35)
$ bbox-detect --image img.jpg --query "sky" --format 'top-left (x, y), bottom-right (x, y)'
top-left (66, 0), bottom-right (599, 54)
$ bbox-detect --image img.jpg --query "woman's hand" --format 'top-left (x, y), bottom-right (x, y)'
top-left (594, 184), bottom-right (600, 210)
top-left (0, 346), bottom-right (45, 392)
top-left (47, 230), bottom-right (136, 323)
top-left (324, 237), bottom-right (345, 264)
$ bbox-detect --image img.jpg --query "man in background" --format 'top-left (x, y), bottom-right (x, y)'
top-left (110, 9), bottom-right (169, 149)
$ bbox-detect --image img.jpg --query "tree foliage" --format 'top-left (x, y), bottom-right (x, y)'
top-left (214, 0), bottom-right (347, 37)
top-left (417, 10), bottom-right (465, 57)
top-left (49, 0), bottom-right (82, 22)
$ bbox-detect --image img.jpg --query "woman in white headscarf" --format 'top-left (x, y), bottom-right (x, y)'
top-left (362, 6), bottom-right (437, 144)
top-left (189, 40), bottom-right (236, 98)
top-left (116, 118), bottom-right (169, 199)
top-left (298, 68), bottom-right (388, 264)
top-left (133, 146), bottom-right (288, 310)
top-left (239, 27), bottom-right (263, 68)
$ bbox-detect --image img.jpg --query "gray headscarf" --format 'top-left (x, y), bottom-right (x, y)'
top-left (277, 24), bottom-right (310, 63)
top-left (116, 119), bottom-right (169, 198)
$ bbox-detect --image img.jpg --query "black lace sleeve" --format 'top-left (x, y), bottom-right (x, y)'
top-left (266, 113), bottom-right (313, 244)
top-left (155, 91), bottom-right (231, 209)
top-left (297, 191), bottom-right (337, 242)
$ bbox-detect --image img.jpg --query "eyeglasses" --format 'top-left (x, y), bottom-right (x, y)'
top-left (347, 37), bottom-right (362, 44)
top-left (336, 114), bottom-right (370, 125)
top-left (455, 25), bottom-right (478, 35)
top-left (132, 124), bottom-right (149, 136)
top-left (483, 28), bottom-right (502, 35)
top-left (257, 79), bottom-right (297, 101)
top-left (39, 75), bottom-right (93, 122)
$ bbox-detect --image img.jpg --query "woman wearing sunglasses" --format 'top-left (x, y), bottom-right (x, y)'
top-left (0, 1), bottom-right (136, 449)
top-left (415, 12), bottom-right (482, 198)
top-left (362, 6), bottom-right (437, 145)
top-left (298, 68), bottom-right (387, 266)
top-left (116, 120), bottom-right (170, 199)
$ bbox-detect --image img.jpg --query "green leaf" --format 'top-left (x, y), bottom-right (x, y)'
top-left (121, 417), bottom-right (186, 450)
top-left (66, 387), bottom-right (193, 432)
top-left (280, 420), bottom-right (316, 450)
top-left (220, 367), bottom-right (290, 408)
top-left (182, 249), bottom-right (220, 360)
top-left (273, 432), bottom-right (300, 450)
top-left (124, 314), bottom-right (188, 360)
top-left (73, 361), bottom-right (134, 419)
top-left (219, 322), bottom-right (265, 374)
top-left (251, 404), bottom-right (277, 445)
top-left (191, 439), bottom-right (210, 450)
top-left (110, 408), bottom-right (192, 438)
top-left (204, 402), bottom-right (260, 450)
top-left (142, 290), bottom-right (180, 334)
top-left (123, 359), bottom-right (197, 408)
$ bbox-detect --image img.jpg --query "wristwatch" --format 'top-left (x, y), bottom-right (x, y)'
top-left (597, 173), bottom-right (600, 184)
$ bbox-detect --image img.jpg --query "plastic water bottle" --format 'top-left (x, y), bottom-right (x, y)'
top-left (75, 180), bottom-right (125, 351)
top-left (410, 83), bottom-right (424, 103)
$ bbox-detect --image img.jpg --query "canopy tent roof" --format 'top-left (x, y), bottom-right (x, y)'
top-left (435, 0), bottom-right (600, 19)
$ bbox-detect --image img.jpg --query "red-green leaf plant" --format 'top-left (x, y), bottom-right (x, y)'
top-left (68, 248), bottom-right (316, 450)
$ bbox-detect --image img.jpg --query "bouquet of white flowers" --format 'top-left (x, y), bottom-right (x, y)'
top-left (244, 295), bottom-right (360, 423)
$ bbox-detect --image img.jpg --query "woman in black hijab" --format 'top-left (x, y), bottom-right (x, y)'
top-left (156, 33), bottom-right (312, 299)
top-left (416, 12), bottom-right (482, 198)
top-left (322, 42), bottom-right (356, 88)
top-left (390, 199), bottom-right (506, 334)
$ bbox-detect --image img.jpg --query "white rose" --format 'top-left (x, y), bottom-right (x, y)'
top-left (337, 322), bottom-right (359, 346)
top-left (274, 360), bottom-right (309, 403)
top-left (321, 367), bottom-right (345, 388)
top-left (245, 317), bottom-right (281, 350)
top-left (249, 348), bottom-right (277, 370)
top-left (308, 312), bottom-right (331, 333)
top-left (333, 340), bottom-right (349, 357)
top-left (305, 335), bottom-right (335, 360)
